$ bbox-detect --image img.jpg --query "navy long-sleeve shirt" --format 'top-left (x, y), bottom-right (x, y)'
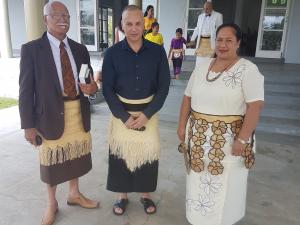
top-left (102, 38), bottom-right (170, 123)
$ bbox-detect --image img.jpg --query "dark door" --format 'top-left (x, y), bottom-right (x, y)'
top-left (214, 0), bottom-right (262, 56)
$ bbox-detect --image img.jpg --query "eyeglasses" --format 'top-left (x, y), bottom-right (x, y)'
top-left (47, 14), bottom-right (70, 20)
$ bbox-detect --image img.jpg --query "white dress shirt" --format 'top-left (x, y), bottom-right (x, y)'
top-left (47, 32), bottom-right (79, 94)
top-left (190, 10), bottom-right (223, 49)
top-left (201, 15), bottom-right (212, 37)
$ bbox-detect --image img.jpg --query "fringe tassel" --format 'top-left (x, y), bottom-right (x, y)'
top-left (108, 114), bottom-right (160, 172)
top-left (109, 138), bottom-right (160, 172)
top-left (39, 140), bottom-right (92, 166)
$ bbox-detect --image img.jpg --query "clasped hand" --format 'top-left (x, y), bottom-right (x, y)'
top-left (125, 113), bottom-right (148, 130)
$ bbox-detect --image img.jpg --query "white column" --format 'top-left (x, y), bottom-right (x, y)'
top-left (0, 0), bottom-right (13, 58)
top-left (128, 0), bottom-right (142, 8)
top-left (24, 0), bottom-right (46, 41)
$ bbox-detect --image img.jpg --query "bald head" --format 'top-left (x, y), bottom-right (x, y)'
top-left (204, 1), bottom-right (213, 15)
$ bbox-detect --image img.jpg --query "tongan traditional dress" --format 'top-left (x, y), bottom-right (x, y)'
top-left (37, 33), bottom-right (92, 186)
top-left (39, 99), bottom-right (92, 186)
top-left (102, 38), bottom-right (170, 192)
top-left (184, 58), bottom-right (264, 225)
top-left (190, 11), bottom-right (223, 67)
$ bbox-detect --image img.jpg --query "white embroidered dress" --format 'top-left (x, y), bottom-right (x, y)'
top-left (184, 58), bottom-right (264, 225)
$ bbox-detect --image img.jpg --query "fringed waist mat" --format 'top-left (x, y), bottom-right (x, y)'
top-left (39, 100), bottom-right (92, 166)
top-left (108, 95), bottom-right (160, 172)
top-left (184, 110), bottom-right (254, 175)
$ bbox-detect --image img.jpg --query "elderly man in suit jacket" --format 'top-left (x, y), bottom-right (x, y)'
top-left (19, 1), bottom-right (99, 224)
top-left (189, 0), bottom-right (223, 66)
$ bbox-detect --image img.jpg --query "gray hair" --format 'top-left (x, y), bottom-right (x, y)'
top-left (43, 1), bottom-right (67, 15)
top-left (122, 5), bottom-right (143, 18)
top-left (43, 2), bottom-right (51, 15)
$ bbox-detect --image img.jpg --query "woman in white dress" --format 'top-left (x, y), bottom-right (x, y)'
top-left (177, 23), bottom-right (264, 225)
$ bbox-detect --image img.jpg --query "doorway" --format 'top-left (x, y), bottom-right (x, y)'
top-left (185, 0), bottom-right (262, 57)
top-left (99, 7), bottom-right (113, 50)
top-left (255, 0), bottom-right (290, 58)
top-left (214, 0), bottom-right (262, 57)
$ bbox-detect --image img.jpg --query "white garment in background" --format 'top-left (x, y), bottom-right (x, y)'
top-left (184, 58), bottom-right (264, 225)
top-left (118, 30), bottom-right (125, 42)
top-left (191, 10), bottom-right (223, 50)
top-left (201, 15), bottom-right (212, 37)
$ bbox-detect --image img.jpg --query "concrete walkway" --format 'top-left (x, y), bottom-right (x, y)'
top-left (0, 57), bottom-right (300, 225)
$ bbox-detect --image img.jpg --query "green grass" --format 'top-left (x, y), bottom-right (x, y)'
top-left (0, 97), bottom-right (18, 109)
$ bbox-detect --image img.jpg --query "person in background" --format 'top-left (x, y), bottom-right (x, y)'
top-left (178, 23), bottom-right (264, 225)
top-left (114, 16), bottom-right (125, 44)
top-left (168, 28), bottom-right (187, 79)
top-left (144, 22), bottom-right (164, 46)
top-left (93, 51), bottom-right (104, 89)
top-left (143, 5), bottom-right (157, 33)
top-left (188, 0), bottom-right (223, 67)
top-left (18, 2), bottom-right (99, 225)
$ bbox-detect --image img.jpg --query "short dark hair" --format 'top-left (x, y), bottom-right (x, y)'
top-left (151, 22), bottom-right (159, 28)
top-left (216, 23), bottom-right (242, 41)
top-left (176, 28), bottom-right (183, 35)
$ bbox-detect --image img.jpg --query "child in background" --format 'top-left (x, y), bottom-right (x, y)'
top-left (145, 22), bottom-right (164, 46)
top-left (168, 28), bottom-right (187, 79)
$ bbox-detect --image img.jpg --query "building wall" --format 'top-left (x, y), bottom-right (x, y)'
top-left (6, 0), bottom-right (300, 64)
top-left (284, 0), bottom-right (300, 64)
top-left (158, 0), bottom-right (188, 53)
top-left (8, 0), bottom-right (26, 51)
top-left (8, 0), bottom-right (79, 50)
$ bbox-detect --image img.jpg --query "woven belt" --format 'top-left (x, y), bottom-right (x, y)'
top-left (63, 95), bottom-right (80, 101)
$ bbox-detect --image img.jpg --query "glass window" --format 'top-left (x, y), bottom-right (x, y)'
top-left (79, 0), bottom-right (95, 46)
top-left (99, 7), bottom-right (113, 50)
top-left (189, 0), bottom-right (206, 8)
top-left (263, 9), bottom-right (285, 30)
top-left (188, 9), bottom-right (202, 29)
top-left (266, 0), bottom-right (287, 8)
top-left (79, 0), bottom-right (94, 26)
top-left (261, 31), bottom-right (282, 50)
top-left (186, 0), bottom-right (203, 49)
top-left (80, 28), bottom-right (95, 45)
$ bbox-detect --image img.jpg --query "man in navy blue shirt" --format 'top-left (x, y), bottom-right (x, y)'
top-left (102, 5), bottom-right (170, 216)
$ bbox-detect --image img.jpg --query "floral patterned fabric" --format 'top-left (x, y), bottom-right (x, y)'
top-left (184, 58), bottom-right (264, 225)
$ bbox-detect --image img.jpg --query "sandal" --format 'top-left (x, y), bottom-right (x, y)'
top-left (113, 199), bottom-right (129, 215)
top-left (140, 197), bottom-right (156, 214)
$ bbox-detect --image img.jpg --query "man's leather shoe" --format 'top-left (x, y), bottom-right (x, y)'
top-left (41, 207), bottom-right (58, 225)
top-left (67, 193), bottom-right (99, 209)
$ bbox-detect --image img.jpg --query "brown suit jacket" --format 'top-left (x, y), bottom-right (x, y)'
top-left (19, 32), bottom-right (93, 140)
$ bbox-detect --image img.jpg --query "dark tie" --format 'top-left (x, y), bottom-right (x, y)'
top-left (206, 14), bottom-right (211, 17)
top-left (60, 42), bottom-right (77, 97)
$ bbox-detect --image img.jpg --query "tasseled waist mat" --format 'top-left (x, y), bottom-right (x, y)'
top-left (39, 99), bottom-right (92, 166)
top-left (108, 95), bottom-right (160, 172)
top-left (195, 37), bottom-right (214, 57)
